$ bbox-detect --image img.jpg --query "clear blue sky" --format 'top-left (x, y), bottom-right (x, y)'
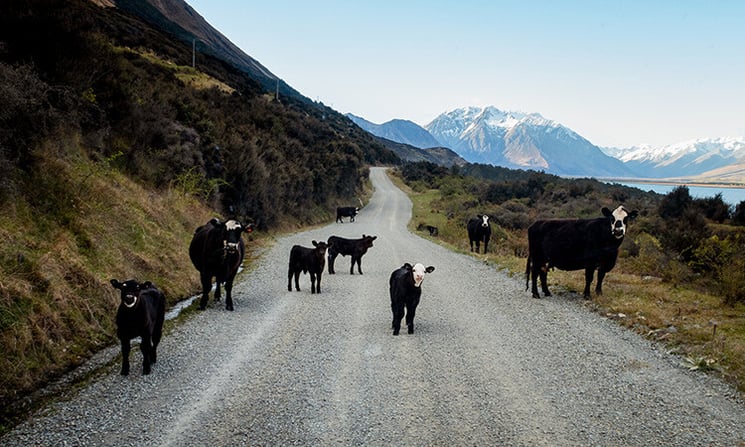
top-left (185, 0), bottom-right (745, 148)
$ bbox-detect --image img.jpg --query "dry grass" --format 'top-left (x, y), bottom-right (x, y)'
top-left (404, 181), bottom-right (745, 396)
top-left (0, 147), bottom-right (220, 421)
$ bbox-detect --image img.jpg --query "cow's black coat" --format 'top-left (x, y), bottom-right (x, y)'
top-left (526, 206), bottom-right (638, 299)
top-left (110, 279), bottom-right (166, 375)
top-left (389, 263), bottom-right (435, 335)
top-left (467, 215), bottom-right (491, 253)
top-left (336, 206), bottom-right (359, 223)
top-left (288, 240), bottom-right (330, 294)
top-left (327, 234), bottom-right (377, 274)
top-left (189, 218), bottom-right (253, 311)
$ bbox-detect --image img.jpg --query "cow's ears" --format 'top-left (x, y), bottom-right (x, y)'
top-left (312, 240), bottom-right (318, 247)
top-left (602, 207), bottom-right (612, 217)
top-left (110, 279), bottom-right (121, 289)
top-left (142, 281), bottom-right (153, 289)
top-left (425, 266), bottom-right (435, 273)
top-left (244, 223), bottom-right (254, 233)
top-left (402, 262), bottom-right (413, 270)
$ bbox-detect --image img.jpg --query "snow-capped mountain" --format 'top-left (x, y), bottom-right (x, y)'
top-left (601, 137), bottom-right (745, 178)
top-left (346, 114), bottom-right (442, 149)
top-left (425, 106), bottom-right (634, 177)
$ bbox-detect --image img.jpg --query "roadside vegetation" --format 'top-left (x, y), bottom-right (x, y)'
top-left (394, 162), bottom-right (745, 394)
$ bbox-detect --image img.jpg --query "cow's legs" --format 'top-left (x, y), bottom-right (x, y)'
top-left (213, 281), bottom-right (222, 303)
top-left (152, 323), bottom-right (163, 364)
top-left (482, 238), bottom-right (488, 254)
top-left (391, 303), bottom-right (404, 335)
top-left (595, 269), bottom-right (606, 297)
top-left (310, 272), bottom-right (318, 294)
top-left (405, 303), bottom-right (418, 334)
top-left (351, 256), bottom-right (362, 275)
top-left (140, 335), bottom-right (152, 375)
top-left (199, 273), bottom-right (212, 310)
top-left (327, 252), bottom-right (338, 274)
top-left (294, 272), bottom-right (301, 291)
top-left (120, 339), bottom-right (131, 376)
top-left (224, 279), bottom-right (234, 311)
top-left (583, 267), bottom-right (596, 299)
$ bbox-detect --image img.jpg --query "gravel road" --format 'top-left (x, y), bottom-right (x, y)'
top-left (4, 167), bottom-right (745, 446)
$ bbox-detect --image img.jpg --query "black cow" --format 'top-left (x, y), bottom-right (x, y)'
top-left (288, 240), bottom-right (331, 294)
top-left (110, 279), bottom-right (166, 375)
top-left (526, 206), bottom-right (638, 299)
top-left (336, 206), bottom-right (359, 223)
top-left (389, 262), bottom-right (435, 335)
top-left (467, 214), bottom-right (491, 253)
top-left (327, 234), bottom-right (378, 274)
top-left (189, 218), bottom-right (254, 311)
top-left (417, 223), bottom-right (439, 236)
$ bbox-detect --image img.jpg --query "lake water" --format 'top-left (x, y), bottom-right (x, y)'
top-left (612, 181), bottom-right (745, 207)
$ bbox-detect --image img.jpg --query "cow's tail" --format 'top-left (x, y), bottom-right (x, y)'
top-left (525, 255), bottom-right (531, 292)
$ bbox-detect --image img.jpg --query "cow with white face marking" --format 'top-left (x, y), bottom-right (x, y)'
top-left (189, 217), bottom-right (254, 311)
top-left (389, 262), bottom-right (435, 335)
top-left (526, 206), bottom-right (638, 299)
top-left (467, 214), bottom-right (491, 253)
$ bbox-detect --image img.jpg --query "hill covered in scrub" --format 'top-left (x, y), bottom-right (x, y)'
top-left (0, 0), bottom-right (398, 427)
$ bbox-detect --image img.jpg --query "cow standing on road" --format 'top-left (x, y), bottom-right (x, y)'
top-left (327, 234), bottom-right (377, 274)
top-left (467, 214), bottom-right (492, 253)
top-left (288, 240), bottom-right (331, 294)
top-left (189, 218), bottom-right (254, 311)
top-left (526, 205), bottom-right (638, 299)
top-left (110, 279), bottom-right (166, 375)
top-left (336, 206), bottom-right (359, 223)
top-left (389, 262), bottom-right (435, 335)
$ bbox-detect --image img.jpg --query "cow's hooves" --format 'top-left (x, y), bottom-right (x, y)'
top-left (226, 306), bottom-right (234, 311)
top-left (393, 331), bottom-right (399, 336)
top-left (408, 328), bottom-right (414, 334)
top-left (198, 306), bottom-right (206, 311)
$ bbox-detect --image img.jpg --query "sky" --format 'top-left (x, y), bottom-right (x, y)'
top-left (184, 0), bottom-right (745, 149)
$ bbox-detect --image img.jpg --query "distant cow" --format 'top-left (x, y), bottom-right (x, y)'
top-left (110, 279), bottom-right (166, 375)
top-left (389, 262), bottom-right (435, 335)
top-left (417, 223), bottom-right (439, 237)
top-left (467, 214), bottom-right (491, 253)
top-left (189, 217), bottom-right (254, 311)
top-left (288, 240), bottom-right (331, 294)
top-left (336, 206), bottom-right (359, 223)
top-left (327, 234), bottom-right (378, 274)
top-left (526, 206), bottom-right (638, 299)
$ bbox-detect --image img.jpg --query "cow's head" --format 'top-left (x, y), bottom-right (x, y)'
top-left (361, 234), bottom-right (378, 248)
top-left (217, 219), bottom-right (254, 254)
top-left (312, 240), bottom-right (330, 254)
top-left (477, 214), bottom-right (490, 228)
top-left (110, 279), bottom-right (142, 308)
top-left (404, 262), bottom-right (436, 287)
top-left (602, 206), bottom-right (639, 239)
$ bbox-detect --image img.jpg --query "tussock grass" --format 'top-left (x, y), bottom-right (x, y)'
top-left (404, 179), bottom-right (745, 395)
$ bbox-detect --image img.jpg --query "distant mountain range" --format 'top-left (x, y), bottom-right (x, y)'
top-left (351, 106), bottom-right (745, 182)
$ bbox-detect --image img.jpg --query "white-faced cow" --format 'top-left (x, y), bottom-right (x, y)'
top-left (389, 262), bottom-right (435, 335)
top-left (526, 206), bottom-right (638, 299)
top-left (336, 206), bottom-right (359, 223)
top-left (110, 279), bottom-right (166, 375)
top-left (327, 234), bottom-right (378, 274)
top-left (288, 240), bottom-right (331, 294)
top-left (189, 217), bottom-right (254, 311)
top-left (467, 214), bottom-right (491, 253)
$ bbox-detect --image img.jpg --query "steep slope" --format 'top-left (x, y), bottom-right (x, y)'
top-left (606, 137), bottom-right (745, 178)
top-left (346, 114), bottom-right (442, 149)
top-left (426, 106), bottom-right (635, 177)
